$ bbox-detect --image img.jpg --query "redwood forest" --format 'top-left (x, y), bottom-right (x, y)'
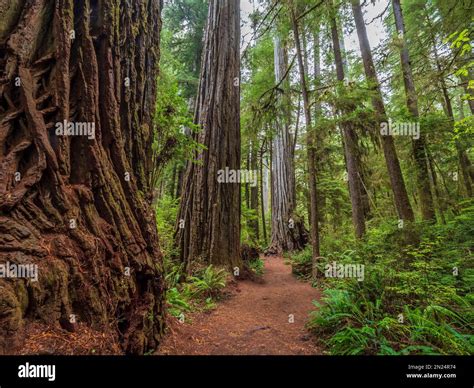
top-left (0, 0), bottom-right (473, 368)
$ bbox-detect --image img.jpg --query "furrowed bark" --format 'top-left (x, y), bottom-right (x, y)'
top-left (259, 141), bottom-right (268, 244)
top-left (250, 140), bottom-right (259, 241)
top-left (269, 36), bottom-right (307, 254)
top-left (0, 0), bottom-right (165, 354)
top-left (175, 0), bottom-right (242, 270)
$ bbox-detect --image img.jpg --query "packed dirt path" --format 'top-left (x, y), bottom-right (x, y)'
top-left (157, 256), bottom-right (322, 355)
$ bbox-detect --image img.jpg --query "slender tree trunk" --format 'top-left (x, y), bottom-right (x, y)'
top-left (0, 0), bottom-right (165, 354)
top-left (312, 27), bottom-right (328, 227)
top-left (269, 36), bottom-right (307, 253)
top-left (330, 12), bottom-right (366, 238)
top-left (290, 4), bottom-right (320, 278)
top-left (351, 0), bottom-right (415, 222)
top-left (307, 27), bottom-right (328, 227)
top-left (392, 0), bottom-right (436, 222)
top-left (335, 13), bottom-right (371, 221)
top-left (424, 10), bottom-right (473, 197)
top-left (175, 0), bottom-right (242, 270)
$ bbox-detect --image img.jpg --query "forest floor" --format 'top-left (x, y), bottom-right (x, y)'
top-left (157, 256), bottom-right (322, 355)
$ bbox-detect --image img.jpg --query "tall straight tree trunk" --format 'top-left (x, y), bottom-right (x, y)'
top-left (330, 12), bottom-right (366, 238)
top-left (175, 0), bottom-right (242, 270)
top-left (263, 131), bottom-right (271, 218)
top-left (290, 4), bottom-right (320, 278)
top-left (259, 143), bottom-right (267, 244)
top-left (250, 139), bottom-right (259, 241)
top-left (0, 0), bottom-right (164, 354)
top-left (351, 0), bottom-right (415, 222)
top-left (312, 27), bottom-right (328, 227)
top-left (269, 36), bottom-right (307, 253)
top-left (334, 13), bottom-right (371, 220)
top-left (259, 140), bottom-right (267, 245)
top-left (392, 0), bottom-right (436, 222)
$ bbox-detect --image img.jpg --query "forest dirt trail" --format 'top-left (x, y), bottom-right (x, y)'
top-left (157, 256), bottom-right (322, 355)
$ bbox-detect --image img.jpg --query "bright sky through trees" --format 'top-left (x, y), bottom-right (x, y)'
top-left (241, 0), bottom-right (389, 55)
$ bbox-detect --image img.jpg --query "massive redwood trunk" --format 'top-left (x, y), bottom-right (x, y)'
top-left (269, 36), bottom-right (307, 253)
top-left (175, 0), bottom-right (242, 270)
top-left (0, 0), bottom-right (165, 354)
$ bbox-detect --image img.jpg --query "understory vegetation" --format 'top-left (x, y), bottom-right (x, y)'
top-left (289, 201), bottom-right (474, 355)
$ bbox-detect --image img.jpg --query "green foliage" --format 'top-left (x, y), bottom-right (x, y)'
top-left (162, 0), bottom-right (207, 99)
top-left (166, 286), bottom-right (192, 318)
top-left (241, 200), bottom-right (260, 246)
top-left (307, 201), bottom-right (474, 355)
top-left (189, 265), bottom-right (228, 299)
top-left (241, 35), bottom-right (276, 133)
top-left (155, 194), bottom-right (180, 260)
top-left (288, 246), bottom-right (313, 280)
top-left (448, 27), bottom-right (473, 75)
top-left (153, 33), bottom-right (202, 180)
top-left (454, 115), bottom-right (474, 141)
top-left (164, 263), bottom-right (228, 318)
top-left (287, 229), bottom-right (357, 280)
top-left (248, 258), bottom-right (265, 276)
top-left (152, 26), bottom-right (205, 195)
top-left (308, 289), bottom-right (472, 355)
